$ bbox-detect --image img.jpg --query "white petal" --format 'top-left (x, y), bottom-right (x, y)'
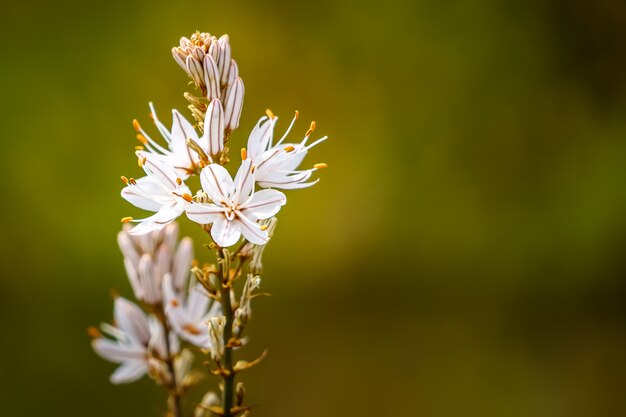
top-left (185, 55), bottom-right (204, 87)
top-left (242, 189), bottom-right (287, 219)
top-left (140, 152), bottom-right (180, 191)
top-left (247, 116), bottom-right (274, 158)
top-left (170, 110), bottom-right (198, 166)
top-left (235, 213), bottom-right (269, 245)
top-left (148, 315), bottom-right (168, 359)
top-left (187, 284), bottom-right (210, 322)
top-left (199, 164), bottom-right (234, 202)
top-left (232, 159), bottom-right (254, 204)
top-left (129, 204), bottom-right (185, 236)
top-left (110, 360), bottom-right (147, 384)
top-left (211, 218), bottom-right (241, 247)
top-left (172, 237), bottom-right (193, 291)
top-left (123, 257), bottom-right (144, 300)
top-left (139, 254), bottom-right (161, 304)
top-left (203, 98), bottom-right (224, 157)
top-left (114, 298), bottom-right (150, 345)
top-left (185, 203), bottom-right (225, 225)
top-left (92, 339), bottom-right (146, 363)
top-left (121, 176), bottom-right (167, 212)
top-left (117, 230), bottom-right (139, 265)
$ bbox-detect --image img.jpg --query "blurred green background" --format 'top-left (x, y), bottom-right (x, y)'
top-left (2, 0), bottom-right (626, 416)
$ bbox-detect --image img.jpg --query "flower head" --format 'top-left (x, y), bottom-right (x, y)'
top-left (163, 273), bottom-right (221, 349)
top-left (246, 110), bottom-right (327, 189)
top-left (91, 297), bottom-right (178, 384)
top-left (121, 152), bottom-right (192, 235)
top-left (118, 222), bottom-right (194, 304)
top-left (134, 103), bottom-right (225, 178)
top-left (186, 160), bottom-right (287, 247)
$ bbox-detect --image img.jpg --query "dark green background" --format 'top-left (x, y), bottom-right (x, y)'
top-left (2, 1), bottom-right (626, 416)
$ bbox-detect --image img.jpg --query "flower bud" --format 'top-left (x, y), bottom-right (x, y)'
top-left (224, 77), bottom-right (244, 131)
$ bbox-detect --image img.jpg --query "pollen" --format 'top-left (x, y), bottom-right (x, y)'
top-left (132, 119), bottom-right (141, 132)
top-left (176, 177), bottom-right (183, 186)
top-left (182, 193), bottom-right (194, 203)
top-left (121, 175), bottom-right (129, 184)
top-left (87, 326), bottom-right (101, 339)
top-left (265, 108), bottom-right (275, 120)
top-left (136, 134), bottom-right (148, 144)
top-left (260, 224), bottom-right (268, 231)
top-left (314, 163), bottom-right (328, 169)
top-left (241, 148), bottom-right (247, 160)
top-left (121, 216), bottom-right (134, 223)
top-left (170, 299), bottom-right (179, 307)
top-left (283, 145), bottom-right (295, 152)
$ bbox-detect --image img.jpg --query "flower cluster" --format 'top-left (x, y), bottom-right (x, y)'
top-left (91, 31), bottom-right (327, 417)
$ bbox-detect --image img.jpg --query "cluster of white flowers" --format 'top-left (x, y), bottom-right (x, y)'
top-left (91, 223), bottom-right (224, 384)
top-left (91, 31), bottom-right (327, 417)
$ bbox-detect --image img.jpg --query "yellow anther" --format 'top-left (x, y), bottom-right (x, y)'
top-left (132, 119), bottom-right (141, 132)
top-left (283, 145), bottom-right (295, 152)
top-left (260, 224), bottom-right (268, 231)
top-left (121, 216), bottom-right (134, 223)
top-left (314, 163), bottom-right (327, 169)
top-left (87, 326), bottom-right (101, 339)
top-left (306, 121), bottom-right (316, 137)
top-left (134, 145), bottom-right (144, 150)
top-left (182, 193), bottom-right (194, 203)
top-left (197, 160), bottom-right (206, 168)
top-left (136, 133), bottom-right (148, 144)
top-left (129, 178), bottom-right (137, 185)
top-left (176, 178), bottom-right (183, 186)
top-left (121, 175), bottom-right (129, 184)
top-left (265, 108), bottom-right (275, 120)
top-left (295, 110), bottom-right (299, 119)
top-left (183, 324), bottom-right (202, 335)
top-left (170, 299), bottom-right (179, 307)
top-left (241, 148), bottom-right (247, 160)
top-left (251, 165), bottom-right (256, 174)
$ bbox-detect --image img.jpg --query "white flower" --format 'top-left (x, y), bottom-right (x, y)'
top-left (118, 222), bottom-right (194, 304)
top-left (121, 152), bottom-right (192, 235)
top-left (91, 297), bottom-right (179, 384)
top-left (185, 160), bottom-right (287, 247)
top-left (133, 102), bottom-right (224, 178)
top-left (245, 111), bottom-right (327, 189)
top-left (163, 273), bottom-right (221, 349)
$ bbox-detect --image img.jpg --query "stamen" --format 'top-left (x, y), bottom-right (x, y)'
top-left (121, 216), bottom-right (134, 223)
top-left (251, 165), bottom-right (256, 174)
top-left (121, 176), bottom-right (129, 184)
top-left (87, 326), bottom-right (101, 339)
top-left (265, 108), bottom-right (275, 120)
top-left (176, 178), bottom-right (183, 186)
top-left (136, 134), bottom-right (148, 144)
top-left (295, 110), bottom-right (299, 119)
top-left (182, 193), bottom-right (194, 203)
top-left (170, 299), bottom-right (179, 307)
top-left (132, 119), bottom-right (141, 132)
top-left (241, 148), bottom-right (247, 160)
top-left (283, 145), bottom-right (295, 152)
top-left (305, 121), bottom-right (316, 137)
top-left (134, 146), bottom-right (144, 150)
top-left (314, 163), bottom-right (327, 169)
top-left (129, 178), bottom-right (137, 185)
top-left (260, 224), bottom-right (268, 231)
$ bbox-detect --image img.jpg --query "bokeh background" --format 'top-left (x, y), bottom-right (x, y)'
top-left (2, 0), bottom-right (626, 416)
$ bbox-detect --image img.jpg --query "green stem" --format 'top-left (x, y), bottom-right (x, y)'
top-left (218, 249), bottom-right (236, 417)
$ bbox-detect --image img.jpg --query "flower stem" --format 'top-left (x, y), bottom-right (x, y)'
top-left (218, 249), bottom-right (236, 417)
top-left (159, 312), bottom-right (182, 417)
